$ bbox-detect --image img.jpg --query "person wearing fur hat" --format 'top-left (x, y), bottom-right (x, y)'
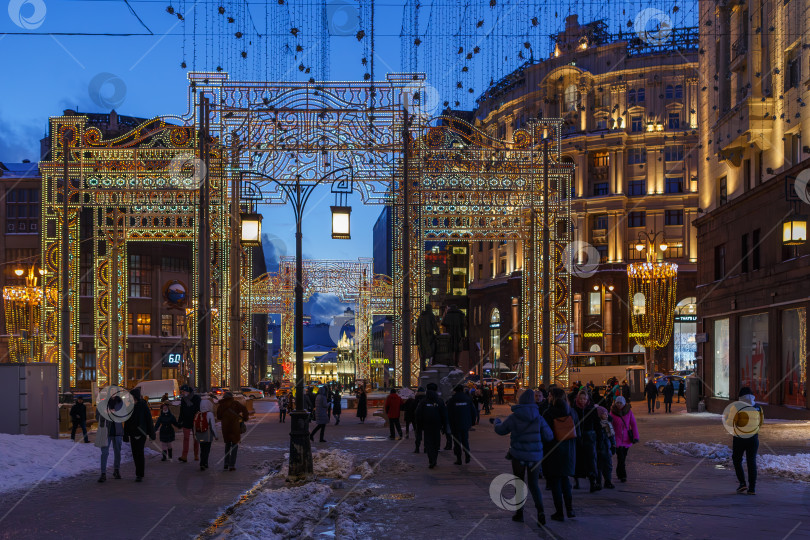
top-left (610, 396), bottom-right (638, 483)
top-left (732, 387), bottom-right (763, 495)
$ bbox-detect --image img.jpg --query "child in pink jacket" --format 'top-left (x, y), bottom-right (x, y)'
top-left (610, 396), bottom-right (639, 482)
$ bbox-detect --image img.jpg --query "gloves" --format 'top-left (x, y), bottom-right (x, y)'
top-left (632, 438), bottom-right (639, 444)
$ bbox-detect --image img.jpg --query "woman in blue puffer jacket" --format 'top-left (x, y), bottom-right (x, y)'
top-left (492, 389), bottom-right (555, 526)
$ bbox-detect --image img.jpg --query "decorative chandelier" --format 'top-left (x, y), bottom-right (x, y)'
top-left (628, 232), bottom-right (679, 364)
top-left (2, 267), bottom-right (56, 362)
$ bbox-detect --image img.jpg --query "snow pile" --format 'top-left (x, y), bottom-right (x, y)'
top-left (277, 449), bottom-right (358, 479)
top-left (646, 440), bottom-right (732, 461)
top-left (212, 483), bottom-right (332, 540)
top-left (757, 454), bottom-right (810, 483)
top-left (0, 433), bottom-right (149, 494)
top-left (647, 440), bottom-right (810, 483)
top-left (333, 500), bottom-right (367, 540)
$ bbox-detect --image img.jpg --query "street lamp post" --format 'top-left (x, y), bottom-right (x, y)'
top-left (239, 167), bottom-right (353, 480)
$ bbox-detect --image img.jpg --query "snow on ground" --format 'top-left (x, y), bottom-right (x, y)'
top-left (251, 400), bottom-right (279, 414)
top-left (647, 440), bottom-right (810, 483)
top-left (0, 433), bottom-right (140, 494)
top-left (277, 449), bottom-right (370, 479)
top-left (210, 482), bottom-right (332, 540)
top-left (206, 450), bottom-right (382, 539)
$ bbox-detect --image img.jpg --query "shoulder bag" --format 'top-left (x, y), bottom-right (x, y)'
top-left (552, 415), bottom-right (577, 441)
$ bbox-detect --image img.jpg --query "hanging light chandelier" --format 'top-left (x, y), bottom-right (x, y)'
top-left (627, 232), bottom-right (678, 370)
top-left (2, 266), bottom-right (55, 362)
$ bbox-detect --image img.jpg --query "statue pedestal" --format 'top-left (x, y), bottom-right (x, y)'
top-left (419, 363), bottom-right (466, 401)
top-left (433, 333), bottom-right (453, 366)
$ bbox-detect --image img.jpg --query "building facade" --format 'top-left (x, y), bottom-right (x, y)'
top-left (470, 15), bottom-right (700, 376)
top-left (0, 161), bottom-right (42, 362)
top-left (697, 0), bottom-right (809, 417)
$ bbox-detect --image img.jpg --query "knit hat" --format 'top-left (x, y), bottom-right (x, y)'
top-left (614, 396), bottom-right (626, 407)
top-left (738, 386), bottom-right (754, 398)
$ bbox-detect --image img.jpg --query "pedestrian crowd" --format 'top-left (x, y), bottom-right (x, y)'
top-left (94, 384), bottom-right (249, 483)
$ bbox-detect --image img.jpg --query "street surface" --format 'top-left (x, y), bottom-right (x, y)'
top-left (1, 399), bottom-right (808, 540)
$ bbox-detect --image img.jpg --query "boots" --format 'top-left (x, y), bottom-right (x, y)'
top-left (536, 508), bottom-right (546, 526)
top-left (98, 473), bottom-right (106, 483)
top-left (113, 469), bottom-right (121, 479)
top-left (565, 501), bottom-right (576, 519)
top-left (511, 508), bottom-right (523, 522)
top-left (168, 449), bottom-right (173, 461)
top-left (161, 451), bottom-right (167, 462)
top-left (589, 478), bottom-right (600, 493)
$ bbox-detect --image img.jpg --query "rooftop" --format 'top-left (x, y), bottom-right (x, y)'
top-left (0, 162), bottom-right (41, 179)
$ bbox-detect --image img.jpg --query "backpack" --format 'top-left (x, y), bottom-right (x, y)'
top-left (552, 415), bottom-right (576, 441)
top-left (193, 411), bottom-right (209, 433)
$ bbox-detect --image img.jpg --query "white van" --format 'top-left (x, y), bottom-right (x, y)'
top-left (134, 379), bottom-right (180, 402)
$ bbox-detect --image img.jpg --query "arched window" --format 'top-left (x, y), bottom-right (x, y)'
top-left (564, 84), bottom-right (578, 112)
top-left (489, 308), bottom-right (501, 363)
top-left (632, 292), bottom-right (646, 315)
top-left (674, 84), bottom-right (683, 99)
top-left (589, 344), bottom-right (601, 352)
top-left (637, 87), bottom-right (645, 102)
top-left (632, 343), bottom-right (646, 353)
top-left (628, 89), bottom-right (636, 105)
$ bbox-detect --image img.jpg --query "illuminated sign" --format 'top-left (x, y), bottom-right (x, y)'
top-left (163, 353), bottom-right (182, 367)
top-left (583, 332), bottom-right (603, 338)
top-left (675, 314), bottom-right (697, 322)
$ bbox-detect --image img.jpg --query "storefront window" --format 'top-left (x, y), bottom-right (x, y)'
top-left (740, 313), bottom-right (769, 402)
top-left (674, 297), bottom-right (697, 371)
top-left (781, 308), bottom-right (807, 408)
top-left (713, 319), bottom-right (729, 398)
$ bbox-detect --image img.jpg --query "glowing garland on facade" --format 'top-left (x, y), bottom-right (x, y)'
top-left (627, 260), bottom-right (678, 352)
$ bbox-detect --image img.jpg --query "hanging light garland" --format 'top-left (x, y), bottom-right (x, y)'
top-left (2, 270), bottom-right (56, 362)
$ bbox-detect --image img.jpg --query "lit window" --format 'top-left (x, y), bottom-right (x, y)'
top-left (431, 266), bottom-right (440, 274)
top-left (564, 84), bottom-right (578, 112)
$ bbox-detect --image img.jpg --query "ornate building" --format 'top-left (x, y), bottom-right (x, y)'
top-left (697, 0), bottom-right (809, 417)
top-left (469, 15), bottom-right (700, 374)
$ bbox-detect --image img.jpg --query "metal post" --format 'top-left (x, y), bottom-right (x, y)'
top-left (401, 112), bottom-right (412, 385)
top-left (229, 134), bottom-right (241, 390)
top-left (541, 138), bottom-right (551, 388)
top-left (197, 93), bottom-right (211, 393)
top-left (61, 132), bottom-right (71, 393)
top-left (288, 177), bottom-right (313, 479)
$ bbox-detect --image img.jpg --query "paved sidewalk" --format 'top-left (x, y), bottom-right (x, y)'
top-left (0, 399), bottom-right (807, 540)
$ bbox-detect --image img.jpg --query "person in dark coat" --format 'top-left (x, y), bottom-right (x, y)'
top-left (621, 380), bottom-right (631, 403)
top-left (310, 386), bottom-right (330, 443)
top-left (732, 387), bottom-right (763, 495)
top-left (677, 379), bottom-right (685, 403)
top-left (177, 385), bottom-right (201, 462)
top-left (356, 386), bottom-right (368, 423)
top-left (411, 387), bottom-right (426, 451)
top-left (447, 385), bottom-right (476, 465)
top-left (123, 388), bottom-right (155, 482)
top-left (416, 303), bottom-right (439, 368)
top-left (305, 387), bottom-right (316, 420)
top-left (496, 382), bottom-right (505, 405)
top-left (535, 388), bottom-right (550, 417)
top-left (595, 405), bottom-right (616, 489)
top-left (644, 378), bottom-right (658, 414)
top-left (332, 391), bottom-right (342, 425)
top-left (610, 396), bottom-right (639, 483)
top-left (216, 392), bottom-right (250, 470)
top-left (402, 393), bottom-right (416, 438)
top-left (154, 402), bottom-right (181, 461)
top-left (572, 390), bottom-right (600, 492)
top-left (278, 395), bottom-right (288, 423)
top-left (415, 383), bottom-right (449, 468)
top-left (440, 305), bottom-right (466, 367)
top-left (494, 389), bottom-right (555, 525)
top-left (70, 396), bottom-right (89, 443)
top-left (662, 379), bottom-right (675, 413)
top-left (542, 387), bottom-right (580, 521)
top-left (385, 388), bottom-right (403, 439)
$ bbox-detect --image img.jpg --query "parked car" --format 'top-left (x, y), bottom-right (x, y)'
top-left (655, 375), bottom-right (685, 393)
top-left (241, 387), bottom-right (264, 399)
top-left (210, 386), bottom-right (226, 398)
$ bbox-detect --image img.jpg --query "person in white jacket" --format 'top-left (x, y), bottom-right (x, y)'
top-left (194, 399), bottom-right (219, 471)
